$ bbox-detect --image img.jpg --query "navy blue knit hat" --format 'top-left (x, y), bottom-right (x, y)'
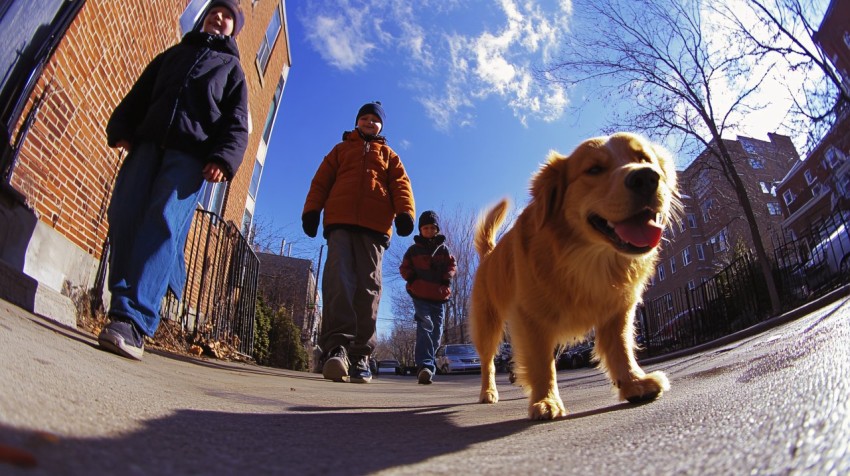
top-left (206, 0), bottom-right (245, 37)
top-left (418, 210), bottom-right (440, 232)
top-left (355, 102), bottom-right (386, 127)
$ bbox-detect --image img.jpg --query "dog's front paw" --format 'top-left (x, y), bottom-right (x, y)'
top-left (621, 371), bottom-right (670, 403)
top-left (479, 387), bottom-right (499, 404)
top-left (528, 397), bottom-right (567, 420)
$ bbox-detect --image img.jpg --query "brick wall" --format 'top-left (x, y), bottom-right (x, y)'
top-left (10, 0), bottom-right (182, 257)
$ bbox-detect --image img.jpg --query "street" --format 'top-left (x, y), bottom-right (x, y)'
top-left (1, 294), bottom-right (848, 475)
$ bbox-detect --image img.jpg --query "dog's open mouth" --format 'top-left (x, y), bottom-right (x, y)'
top-left (589, 210), bottom-right (664, 254)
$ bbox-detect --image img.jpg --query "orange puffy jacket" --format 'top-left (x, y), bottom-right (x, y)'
top-left (303, 130), bottom-right (415, 237)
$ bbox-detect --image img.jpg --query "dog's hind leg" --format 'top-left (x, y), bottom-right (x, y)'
top-left (595, 312), bottom-right (669, 403)
top-left (470, 297), bottom-right (502, 404)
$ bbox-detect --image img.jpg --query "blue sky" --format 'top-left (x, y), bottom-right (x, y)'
top-left (253, 0), bottom-right (815, 338)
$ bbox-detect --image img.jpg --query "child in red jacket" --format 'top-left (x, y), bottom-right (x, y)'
top-left (399, 211), bottom-right (457, 384)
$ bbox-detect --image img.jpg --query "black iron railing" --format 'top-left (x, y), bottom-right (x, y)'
top-left (639, 206), bottom-right (850, 357)
top-left (168, 209), bottom-right (258, 357)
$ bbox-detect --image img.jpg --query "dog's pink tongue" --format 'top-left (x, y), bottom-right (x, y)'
top-left (614, 215), bottom-right (663, 248)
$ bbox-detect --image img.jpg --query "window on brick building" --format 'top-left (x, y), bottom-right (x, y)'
top-left (199, 182), bottom-right (227, 216)
top-left (180, 0), bottom-right (212, 34)
top-left (669, 256), bottom-right (677, 274)
top-left (767, 202), bottom-right (782, 216)
top-left (804, 170), bottom-right (816, 185)
top-left (782, 189), bottom-right (795, 206)
top-left (257, 2), bottom-right (284, 74)
top-left (682, 247), bottom-right (692, 266)
top-left (241, 208), bottom-right (253, 237)
top-left (261, 76), bottom-right (285, 144)
top-left (696, 243), bottom-right (705, 260)
top-left (749, 158), bottom-right (765, 169)
top-left (759, 182), bottom-right (770, 193)
top-left (700, 198), bottom-right (713, 223)
top-left (248, 160), bottom-right (263, 199)
top-left (658, 265), bottom-right (666, 281)
top-left (687, 213), bottom-right (697, 228)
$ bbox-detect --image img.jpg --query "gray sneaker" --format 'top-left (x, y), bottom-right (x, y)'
top-left (417, 367), bottom-right (433, 385)
top-left (322, 346), bottom-right (349, 382)
top-left (98, 317), bottom-right (145, 361)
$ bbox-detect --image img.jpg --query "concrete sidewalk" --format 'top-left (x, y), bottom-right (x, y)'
top-left (2, 295), bottom-right (848, 475)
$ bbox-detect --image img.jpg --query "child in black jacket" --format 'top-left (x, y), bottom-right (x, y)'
top-left (98, 0), bottom-right (249, 361)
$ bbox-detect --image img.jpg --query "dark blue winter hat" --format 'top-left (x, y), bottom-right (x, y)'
top-left (418, 210), bottom-right (440, 232)
top-left (355, 102), bottom-right (386, 127)
top-left (206, 0), bottom-right (245, 37)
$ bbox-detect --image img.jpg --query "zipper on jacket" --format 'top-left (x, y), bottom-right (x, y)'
top-left (162, 46), bottom-right (210, 148)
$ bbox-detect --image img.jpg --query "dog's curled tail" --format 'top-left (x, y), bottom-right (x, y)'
top-left (474, 199), bottom-right (510, 258)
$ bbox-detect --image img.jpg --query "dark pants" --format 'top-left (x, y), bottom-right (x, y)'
top-left (320, 229), bottom-right (384, 359)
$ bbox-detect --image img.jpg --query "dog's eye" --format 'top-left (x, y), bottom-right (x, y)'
top-left (585, 165), bottom-right (605, 175)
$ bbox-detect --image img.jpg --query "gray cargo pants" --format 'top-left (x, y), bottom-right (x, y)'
top-left (319, 229), bottom-right (384, 360)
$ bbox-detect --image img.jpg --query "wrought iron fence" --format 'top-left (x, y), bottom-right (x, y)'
top-left (639, 207), bottom-right (850, 358)
top-left (165, 209), bottom-right (258, 356)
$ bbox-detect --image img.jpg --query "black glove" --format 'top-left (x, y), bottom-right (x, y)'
top-left (395, 213), bottom-right (414, 237)
top-left (302, 211), bottom-right (320, 238)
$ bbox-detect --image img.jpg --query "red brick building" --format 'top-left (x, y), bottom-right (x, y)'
top-left (0, 0), bottom-right (292, 326)
top-left (644, 134), bottom-right (799, 311)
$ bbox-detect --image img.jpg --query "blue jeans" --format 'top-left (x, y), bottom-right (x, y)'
top-left (107, 142), bottom-right (204, 337)
top-left (413, 297), bottom-right (445, 373)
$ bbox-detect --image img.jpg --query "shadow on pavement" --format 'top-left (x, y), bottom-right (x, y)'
top-left (2, 406), bottom-right (530, 475)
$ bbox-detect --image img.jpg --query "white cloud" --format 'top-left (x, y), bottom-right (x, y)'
top-left (299, 0), bottom-right (574, 130)
top-left (302, 4), bottom-right (376, 71)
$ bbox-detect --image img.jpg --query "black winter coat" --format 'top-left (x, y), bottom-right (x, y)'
top-left (106, 31), bottom-right (249, 179)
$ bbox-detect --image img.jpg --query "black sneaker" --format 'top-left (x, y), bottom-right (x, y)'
top-left (348, 355), bottom-right (372, 383)
top-left (98, 317), bottom-right (145, 360)
top-left (322, 346), bottom-right (349, 382)
top-left (417, 367), bottom-right (433, 385)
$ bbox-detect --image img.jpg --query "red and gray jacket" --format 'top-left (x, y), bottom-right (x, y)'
top-left (399, 235), bottom-right (457, 303)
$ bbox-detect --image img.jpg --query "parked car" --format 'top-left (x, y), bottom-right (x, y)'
top-left (802, 223), bottom-right (850, 288)
top-left (556, 342), bottom-right (594, 370)
top-left (649, 307), bottom-right (707, 350)
top-left (435, 344), bottom-right (481, 374)
top-left (376, 359), bottom-right (401, 375)
top-left (494, 342), bottom-right (512, 373)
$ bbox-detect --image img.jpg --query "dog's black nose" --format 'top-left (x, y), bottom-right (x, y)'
top-left (625, 168), bottom-right (660, 198)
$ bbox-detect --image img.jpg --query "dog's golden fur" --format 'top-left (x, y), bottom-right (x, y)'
top-left (470, 132), bottom-right (679, 420)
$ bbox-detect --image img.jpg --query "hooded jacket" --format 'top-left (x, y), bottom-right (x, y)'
top-left (399, 234), bottom-right (457, 303)
top-left (303, 129), bottom-right (415, 243)
top-left (106, 31), bottom-right (249, 180)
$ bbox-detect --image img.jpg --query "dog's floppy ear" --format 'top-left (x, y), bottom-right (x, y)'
top-left (529, 151), bottom-right (568, 231)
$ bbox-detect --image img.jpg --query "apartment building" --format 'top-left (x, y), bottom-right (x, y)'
top-left (778, 0), bottom-right (850, 238)
top-left (645, 134), bottom-right (799, 307)
top-left (0, 0), bottom-right (291, 326)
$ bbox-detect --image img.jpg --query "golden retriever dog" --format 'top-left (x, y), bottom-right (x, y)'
top-left (470, 132), bottom-right (679, 420)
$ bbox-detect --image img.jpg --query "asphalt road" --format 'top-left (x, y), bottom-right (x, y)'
top-left (1, 295), bottom-right (848, 475)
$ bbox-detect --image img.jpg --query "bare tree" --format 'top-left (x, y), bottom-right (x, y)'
top-left (716, 0), bottom-right (843, 153)
top-left (543, 0), bottom-right (781, 313)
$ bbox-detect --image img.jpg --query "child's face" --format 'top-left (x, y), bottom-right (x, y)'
top-left (202, 6), bottom-right (235, 36)
top-left (357, 113), bottom-right (382, 136)
top-left (420, 224), bottom-right (438, 239)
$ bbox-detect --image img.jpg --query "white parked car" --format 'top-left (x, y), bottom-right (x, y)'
top-left (804, 223), bottom-right (850, 277)
top-left (435, 344), bottom-right (481, 374)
